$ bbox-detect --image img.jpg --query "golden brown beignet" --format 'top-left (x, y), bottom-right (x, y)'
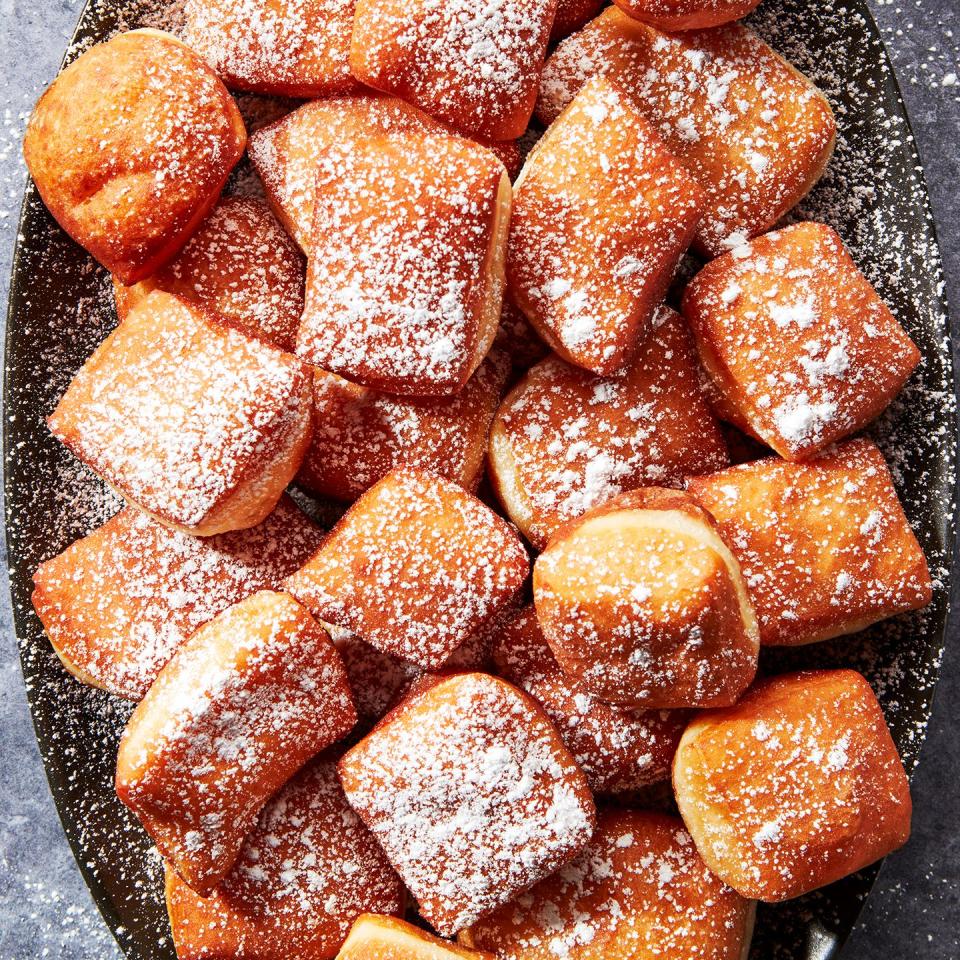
top-left (249, 94), bottom-right (446, 250)
top-left (338, 915), bottom-right (493, 960)
top-left (673, 669), bottom-right (912, 901)
top-left (488, 306), bottom-right (728, 550)
top-left (613, 0), bottom-right (762, 30)
top-left (165, 759), bottom-right (404, 960)
top-left (116, 590), bottom-right (355, 895)
top-left (510, 77), bottom-right (703, 375)
top-left (296, 352), bottom-right (510, 502)
top-left (339, 672), bottom-right (596, 936)
top-left (552, 0), bottom-right (606, 41)
top-left (682, 222), bottom-right (920, 460)
top-left (537, 10), bottom-right (836, 256)
top-left (114, 197), bottom-right (304, 351)
top-left (534, 487), bottom-right (759, 709)
top-left (48, 291), bottom-right (312, 536)
top-left (686, 439), bottom-right (932, 646)
top-left (31, 495), bottom-right (324, 700)
top-left (183, 0), bottom-right (360, 98)
top-left (460, 809), bottom-right (755, 960)
top-left (298, 132), bottom-right (509, 397)
top-left (349, 0), bottom-right (558, 141)
top-left (492, 606), bottom-right (687, 796)
top-left (23, 29), bottom-right (246, 284)
top-left (286, 468), bottom-right (529, 670)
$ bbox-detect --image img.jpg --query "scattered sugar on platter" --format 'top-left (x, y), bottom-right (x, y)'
top-left (3, 1), bottom-right (954, 959)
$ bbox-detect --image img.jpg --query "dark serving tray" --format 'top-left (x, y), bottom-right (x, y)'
top-left (4, 0), bottom-right (956, 958)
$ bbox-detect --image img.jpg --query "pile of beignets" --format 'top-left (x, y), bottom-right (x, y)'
top-left (23, 1), bottom-right (932, 958)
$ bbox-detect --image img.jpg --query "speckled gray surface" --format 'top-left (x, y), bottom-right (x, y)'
top-left (0, 1), bottom-right (956, 958)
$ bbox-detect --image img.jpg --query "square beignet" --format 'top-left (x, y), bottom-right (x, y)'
top-left (509, 77), bottom-right (703, 375)
top-left (613, 0), bottom-right (761, 30)
top-left (165, 759), bottom-right (405, 960)
top-left (682, 222), bottom-right (921, 460)
top-left (116, 590), bottom-right (355, 895)
top-left (338, 915), bottom-right (492, 960)
top-left (114, 196), bottom-right (305, 352)
top-left (673, 669), bottom-right (912, 901)
top-left (492, 606), bottom-right (687, 796)
top-left (686, 439), bottom-right (932, 646)
top-left (285, 468), bottom-right (529, 669)
top-left (537, 10), bottom-right (836, 256)
top-left (182, 0), bottom-right (359, 98)
top-left (31, 495), bottom-right (324, 701)
top-left (349, 0), bottom-right (558, 141)
top-left (459, 810), bottom-right (756, 960)
top-left (298, 133), bottom-right (510, 397)
top-left (534, 487), bottom-right (759, 709)
top-left (249, 94), bottom-right (446, 250)
top-left (48, 291), bottom-right (312, 536)
top-left (297, 352), bottom-right (510, 502)
top-left (489, 306), bottom-right (729, 550)
top-left (23, 29), bottom-right (246, 285)
top-left (338, 672), bottom-right (596, 935)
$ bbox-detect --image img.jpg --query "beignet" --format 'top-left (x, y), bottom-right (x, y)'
top-left (682, 221), bottom-right (920, 460)
top-left (116, 590), bottom-right (355, 895)
top-left (349, 0), bottom-right (558, 141)
top-left (673, 669), bottom-right (912, 901)
top-left (510, 77), bottom-right (703, 375)
top-left (31, 495), bottom-right (324, 700)
top-left (297, 352), bottom-right (510, 502)
top-left (686, 439), bottom-right (932, 646)
top-left (492, 606), bottom-right (686, 796)
top-left (249, 94), bottom-right (445, 250)
top-left (182, 0), bottom-right (360, 98)
top-left (613, 0), bottom-right (762, 30)
top-left (298, 133), bottom-right (510, 397)
top-left (114, 196), bottom-right (304, 351)
top-left (537, 10), bottom-right (836, 256)
top-left (489, 306), bottom-right (728, 549)
top-left (534, 487), bottom-right (759, 709)
top-left (166, 759), bottom-right (404, 960)
top-left (338, 672), bottom-right (596, 935)
top-left (286, 468), bottom-right (529, 669)
top-left (48, 291), bottom-right (312, 536)
top-left (460, 810), bottom-right (755, 960)
top-left (337, 915), bottom-right (492, 960)
top-left (23, 29), bottom-right (246, 284)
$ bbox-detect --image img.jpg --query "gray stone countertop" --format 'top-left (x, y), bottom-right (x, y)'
top-left (0, 1), bottom-right (956, 957)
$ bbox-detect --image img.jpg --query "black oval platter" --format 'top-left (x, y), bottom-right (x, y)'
top-left (4, 1), bottom-right (956, 958)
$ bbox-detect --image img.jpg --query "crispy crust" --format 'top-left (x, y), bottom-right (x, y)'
top-left (349, 0), bottom-right (557, 141)
top-left (31, 495), bottom-right (324, 700)
top-left (534, 487), bottom-right (759, 709)
top-left (48, 291), bottom-right (312, 535)
top-left (537, 11), bottom-right (836, 255)
top-left (338, 672), bottom-right (596, 936)
top-left (285, 468), bottom-right (530, 670)
top-left (297, 352), bottom-right (510, 502)
top-left (488, 306), bottom-right (728, 549)
top-left (460, 810), bottom-right (755, 960)
top-left (23, 29), bottom-right (246, 284)
top-left (612, 0), bottom-right (762, 30)
top-left (682, 221), bottom-right (920, 460)
top-left (165, 759), bottom-right (405, 960)
top-left (493, 606), bottom-right (687, 795)
top-left (116, 591), bottom-right (356, 895)
top-left (114, 197), bottom-right (305, 352)
top-left (298, 133), bottom-right (509, 397)
top-left (673, 670), bottom-right (912, 901)
top-left (686, 439), bottom-right (933, 645)
top-left (509, 78), bottom-right (703, 375)
top-left (182, 0), bottom-right (361, 98)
